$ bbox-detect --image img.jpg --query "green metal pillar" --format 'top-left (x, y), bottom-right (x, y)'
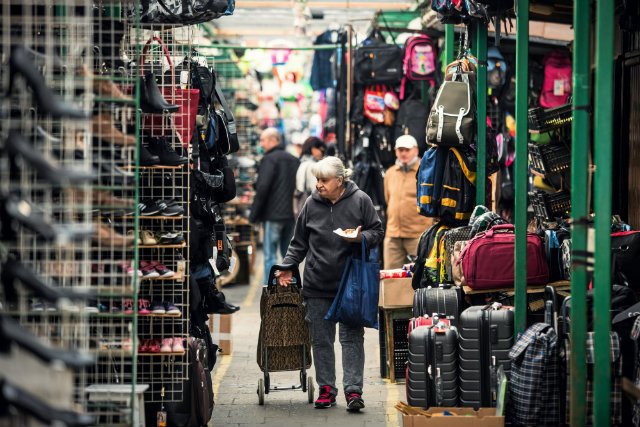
top-left (475, 23), bottom-right (487, 206)
top-left (593, 0), bottom-right (615, 424)
top-left (445, 24), bottom-right (455, 65)
top-left (514, 0), bottom-right (529, 336)
top-left (569, 0), bottom-right (590, 425)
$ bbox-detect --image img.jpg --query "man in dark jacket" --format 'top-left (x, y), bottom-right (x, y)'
top-left (250, 128), bottom-right (299, 280)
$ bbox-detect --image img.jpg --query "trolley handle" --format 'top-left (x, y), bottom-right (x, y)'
top-left (268, 264), bottom-right (302, 289)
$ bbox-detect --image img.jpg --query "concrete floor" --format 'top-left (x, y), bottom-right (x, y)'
top-left (209, 259), bottom-right (405, 427)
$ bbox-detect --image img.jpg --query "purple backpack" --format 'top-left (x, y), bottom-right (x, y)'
top-left (400, 35), bottom-right (438, 99)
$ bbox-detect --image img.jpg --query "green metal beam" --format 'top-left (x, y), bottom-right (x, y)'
top-left (514, 0), bottom-right (529, 337)
top-left (569, 1), bottom-right (590, 425)
top-left (593, 0), bottom-right (615, 424)
top-left (475, 23), bottom-right (487, 206)
top-left (445, 24), bottom-right (455, 65)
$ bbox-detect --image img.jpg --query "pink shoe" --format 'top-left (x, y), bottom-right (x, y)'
top-left (123, 299), bottom-right (134, 315)
top-left (160, 338), bottom-right (173, 353)
top-left (172, 337), bottom-right (185, 352)
top-left (138, 299), bottom-right (151, 315)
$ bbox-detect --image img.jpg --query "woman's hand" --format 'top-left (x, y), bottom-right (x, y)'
top-left (274, 270), bottom-right (293, 287)
top-left (341, 226), bottom-right (362, 243)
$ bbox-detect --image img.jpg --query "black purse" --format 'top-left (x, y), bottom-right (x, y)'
top-left (131, 0), bottom-right (234, 25)
top-left (213, 78), bottom-right (240, 154)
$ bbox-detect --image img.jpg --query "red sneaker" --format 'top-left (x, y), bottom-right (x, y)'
top-left (314, 386), bottom-right (336, 408)
top-left (345, 392), bottom-right (365, 412)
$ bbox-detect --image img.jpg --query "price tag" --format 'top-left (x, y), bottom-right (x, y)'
top-left (180, 70), bottom-right (189, 86)
top-left (156, 410), bottom-right (167, 427)
top-left (554, 79), bottom-right (565, 96)
top-left (363, 136), bottom-right (370, 148)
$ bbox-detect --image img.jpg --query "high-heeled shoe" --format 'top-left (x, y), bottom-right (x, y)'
top-left (140, 72), bottom-right (179, 114)
top-left (0, 193), bottom-right (95, 243)
top-left (6, 46), bottom-right (89, 119)
top-left (92, 112), bottom-right (136, 146)
top-left (4, 131), bottom-right (94, 185)
top-left (78, 63), bottom-right (133, 102)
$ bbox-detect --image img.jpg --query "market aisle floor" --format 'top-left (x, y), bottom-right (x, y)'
top-left (209, 257), bottom-right (405, 427)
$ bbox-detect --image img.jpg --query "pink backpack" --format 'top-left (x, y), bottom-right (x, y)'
top-left (540, 50), bottom-right (572, 108)
top-left (400, 35), bottom-right (438, 99)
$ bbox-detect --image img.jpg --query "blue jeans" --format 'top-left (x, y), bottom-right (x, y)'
top-left (263, 220), bottom-right (295, 284)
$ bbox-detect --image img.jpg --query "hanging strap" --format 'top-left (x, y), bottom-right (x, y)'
top-left (455, 107), bottom-right (466, 144)
top-left (213, 80), bottom-right (236, 137)
top-left (437, 105), bottom-right (445, 143)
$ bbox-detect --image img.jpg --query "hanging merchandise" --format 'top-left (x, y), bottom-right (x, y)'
top-left (130, 0), bottom-right (235, 25)
top-left (427, 51), bottom-right (478, 146)
top-left (141, 36), bottom-right (200, 145)
top-left (363, 85), bottom-right (387, 124)
top-left (394, 98), bottom-right (429, 155)
top-left (540, 50), bottom-right (572, 108)
top-left (310, 30), bottom-right (337, 91)
top-left (439, 146), bottom-right (478, 222)
top-left (417, 147), bottom-right (448, 218)
top-left (213, 78), bottom-right (240, 154)
top-left (354, 29), bottom-right (403, 85)
top-left (487, 46), bottom-right (507, 92)
top-left (400, 35), bottom-right (440, 99)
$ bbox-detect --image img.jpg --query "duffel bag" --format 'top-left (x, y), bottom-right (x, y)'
top-left (459, 224), bottom-right (548, 290)
top-left (426, 72), bottom-right (477, 146)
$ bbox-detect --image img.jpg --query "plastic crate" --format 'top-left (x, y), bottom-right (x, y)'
top-left (528, 103), bottom-right (573, 133)
top-left (393, 318), bottom-right (409, 350)
top-left (378, 310), bottom-right (387, 378)
top-left (529, 190), bottom-right (571, 222)
top-left (529, 143), bottom-right (571, 175)
top-left (394, 348), bottom-right (409, 382)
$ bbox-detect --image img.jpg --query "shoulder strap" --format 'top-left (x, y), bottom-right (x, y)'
top-left (214, 79), bottom-right (236, 136)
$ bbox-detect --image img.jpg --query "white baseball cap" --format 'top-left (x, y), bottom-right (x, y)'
top-left (395, 134), bottom-right (418, 150)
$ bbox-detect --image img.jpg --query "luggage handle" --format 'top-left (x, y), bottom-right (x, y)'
top-left (486, 223), bottom-right (515, 237)
top-left (268, 264), bottom-right (302, 290)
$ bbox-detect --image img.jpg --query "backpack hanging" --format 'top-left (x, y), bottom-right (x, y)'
top-left (354, 30), bottom-right (403, 85)
top-left (416, 147), bottom-right (448, 218)
top-left (439, 146), bottom-right (477, 222)
top-left (394, 98), bottom-right (429, 155)
top-left (363, 85), bottom-right (386, 124)
top-left (426, 72), bottom-right (477, 146)
top-left (400, 35), bottom-right (439, 99)
top-left (540, 50), bottom-right (572, 108)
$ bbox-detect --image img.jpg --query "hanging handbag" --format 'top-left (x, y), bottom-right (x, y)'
top-left (129, 0), bottom-right (234, 25)
top-left (213, 78), bottom-right (240, 154)
top-left (140, 36), bottom-right (199, 146)
top-left (325, 240), bottom-right (380, 329)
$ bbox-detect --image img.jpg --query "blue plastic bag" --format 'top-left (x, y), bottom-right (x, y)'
top-left (325, 240), bottom-right (380, 329)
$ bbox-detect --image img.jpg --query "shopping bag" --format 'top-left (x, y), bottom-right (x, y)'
top-left (325, 240), bottom-right (380, 329)
top-left (140, 36), bottom-right (199, 146)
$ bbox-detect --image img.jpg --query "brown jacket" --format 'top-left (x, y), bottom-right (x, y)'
top-left (384, 160), bottom-right (433, 238)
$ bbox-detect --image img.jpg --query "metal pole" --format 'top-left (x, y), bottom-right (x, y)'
top-left (593, 0), bottom-right (615, 424)
top-left (514, 0), bottom-right (529, 336)
top-left (445, 24), bottom-right (455, 65)
top-left (569, 0), bottom-right (590, 425)
top-left (476, 23), bottom-right (487, 206)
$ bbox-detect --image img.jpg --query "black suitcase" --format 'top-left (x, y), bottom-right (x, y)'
top-left (458, 303), bottom-right (514, 407)
top-left (412, 285), bottom-right (462, 327)
top-left (406, 321), bottom-right (458, 408)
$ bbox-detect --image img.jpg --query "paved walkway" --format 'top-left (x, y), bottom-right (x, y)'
top-left (210, 262), bottom-right (405, 427)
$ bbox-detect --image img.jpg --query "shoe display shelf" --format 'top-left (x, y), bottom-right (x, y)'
top-left (133, 24), bottom-right (194, 407)
top-left (0, 1), bottom-right (101, 425)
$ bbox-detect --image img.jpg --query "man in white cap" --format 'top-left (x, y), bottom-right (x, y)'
top-left (383, 135), bottom-right (433, 269)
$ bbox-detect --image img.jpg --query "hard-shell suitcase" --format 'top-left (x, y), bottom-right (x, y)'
top-left (406, 319), bottom-right (458, 408)
top-left (412, 285), bottom-right (462, 327)
top-left (458, 303), bottom-right (514, 407)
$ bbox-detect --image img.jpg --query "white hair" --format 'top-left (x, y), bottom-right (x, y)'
top-left (312, 156), bottom-right (352, 183)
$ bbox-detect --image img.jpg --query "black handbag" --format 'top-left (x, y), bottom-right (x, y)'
top-left (132, 0), bottom-right (234, 25)
top-left (213, 79), bottom-right (239, 154)
top-left (354, 30), bottom-right (403, 85)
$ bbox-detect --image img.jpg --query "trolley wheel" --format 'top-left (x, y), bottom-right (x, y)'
top-left (301, 371), bottom-right (307, 392)
top-left (307, 377), bottom-right (315, 404)
top-left (264, 373), bottom-right (270, 394)
top-left (257, 378), bottom-right (265, 405)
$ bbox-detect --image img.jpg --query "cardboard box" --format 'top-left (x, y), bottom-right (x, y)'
top-left (402, 408), bottom-right (504, 427)
top-left (208, 313), bottom-right (233, 354)
top-left (380, 278), bottom-right (414, 308)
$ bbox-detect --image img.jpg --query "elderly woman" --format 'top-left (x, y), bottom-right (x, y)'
top-left (276, 156), bottom-right (384, 412)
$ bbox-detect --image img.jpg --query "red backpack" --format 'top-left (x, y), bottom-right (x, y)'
top-left (400, 35), bottom-right (438, 99)
top-left (540, 50), bottom-right (572, 108)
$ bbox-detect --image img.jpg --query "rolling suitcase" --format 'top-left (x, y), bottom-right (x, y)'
top-left (406, 318), bottom-right (458, 408)
top-left (458, 303), bottom-right (514, 407)
top-left (412, 285), bottom-right (462, 327)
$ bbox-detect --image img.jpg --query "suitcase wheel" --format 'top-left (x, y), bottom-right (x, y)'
top-left (258, 378), bottom-right (265, 405)
top-left (307, 377), bottom-right (314, 404)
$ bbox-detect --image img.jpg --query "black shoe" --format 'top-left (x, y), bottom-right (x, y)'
top-left (138, 198), bottom-right (163, 216)
top-left (7, 46), bottom-right (89, 119)
top-left (5, 131), bottom-right (94, 185)
top-left (140, 72), bottom-right (179, 114)
top-left (139, 144), bottom-right (160, 166)
top-left (96, 163), bottom-right (135, 187)
top-left (147, 137), bottom-right (188, 166)
top-left (345, 392), bottom-right (365, 412)
top-left (158, 199), bottom-right (183, 216)
top-left (0, 193), bottom-right (94, 242)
